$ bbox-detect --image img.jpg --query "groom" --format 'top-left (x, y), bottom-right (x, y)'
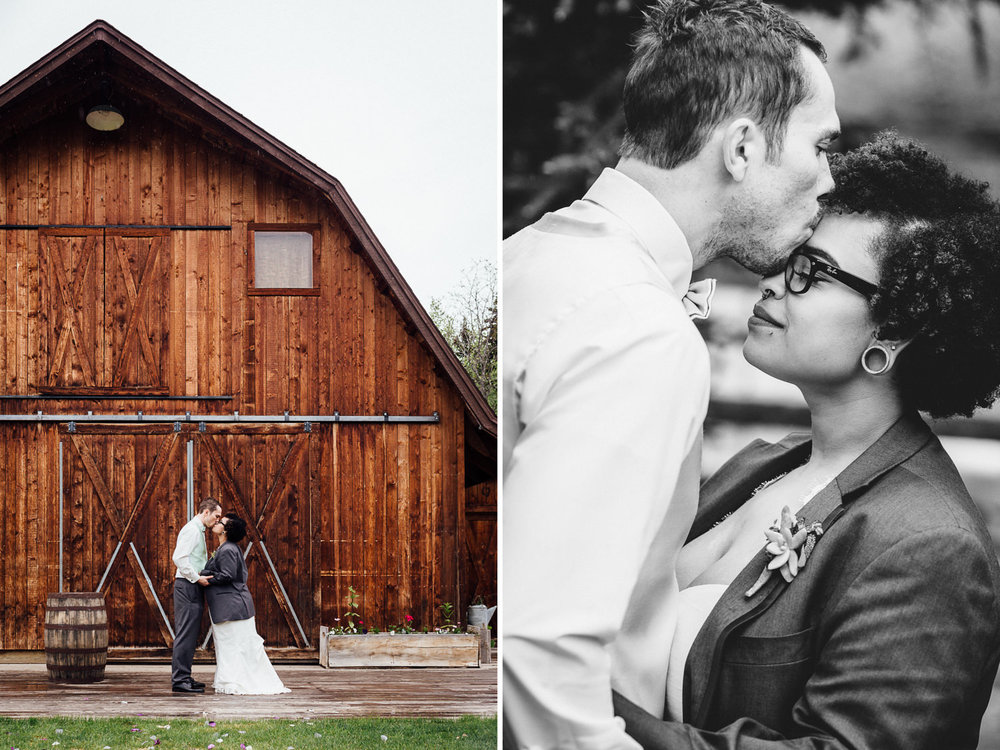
top-left (503, 0), bottom-right (839, 747)
top-left (170, 497), bottom-right (222, 693)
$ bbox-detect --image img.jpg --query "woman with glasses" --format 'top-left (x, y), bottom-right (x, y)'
top-left (613, 132), bottom-right (1000, 749)
top-left (200, 514), bottom-right (290, 695)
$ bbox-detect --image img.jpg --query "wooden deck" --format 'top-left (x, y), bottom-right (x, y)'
top-left (0, 663), bottom-right (497, 720)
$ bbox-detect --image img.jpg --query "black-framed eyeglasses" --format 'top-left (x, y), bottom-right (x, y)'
top-left (785, 249), bottom-right (879, 299)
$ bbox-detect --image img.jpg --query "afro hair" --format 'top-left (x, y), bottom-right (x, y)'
top-left (223, 513), bottom-right (248, 544)
top-left (827, 131), bottom-right (1000, 418)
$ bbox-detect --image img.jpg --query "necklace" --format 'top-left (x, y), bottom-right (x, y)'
top-left (750, 471), bottom-right (788, 497)
top-left (711, 456), bottom-right (815, 528)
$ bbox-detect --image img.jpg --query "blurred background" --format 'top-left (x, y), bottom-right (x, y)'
top-left (503, 0), bottom-right (1000, 746)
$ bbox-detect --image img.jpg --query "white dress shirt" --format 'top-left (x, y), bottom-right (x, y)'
top-left (503, 168), bottom-right (711, 749)
top-left (172, 515), bottom-right (209, 584)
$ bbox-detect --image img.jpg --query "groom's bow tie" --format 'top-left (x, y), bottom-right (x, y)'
top-left (683, 278), bottom-right (716, 320)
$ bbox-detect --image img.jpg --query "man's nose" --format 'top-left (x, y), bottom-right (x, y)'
top-left (817, 160), bottom-right (834, 198)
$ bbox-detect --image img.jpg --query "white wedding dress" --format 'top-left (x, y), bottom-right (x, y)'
top-left (211, 616), bottom-right (290, 695)
top-left (665, 584), bottom-right (728, 721)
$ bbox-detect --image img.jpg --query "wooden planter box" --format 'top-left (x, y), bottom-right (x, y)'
top-left (319, 626), bottom-right (480, 668)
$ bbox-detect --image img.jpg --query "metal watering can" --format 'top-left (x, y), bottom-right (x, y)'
top-left (467, 603), bottom-right (497, 627)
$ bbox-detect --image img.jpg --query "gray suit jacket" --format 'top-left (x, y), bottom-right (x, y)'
top-left (614, 413), bottom-right (1000, 749)
top-left (200, 541), bottom-right (255, 624)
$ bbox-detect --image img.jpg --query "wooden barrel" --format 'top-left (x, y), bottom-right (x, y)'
top-left (44, 592), bottom-right (108, 683)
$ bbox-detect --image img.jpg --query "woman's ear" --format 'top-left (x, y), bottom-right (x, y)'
top-left (721, 118), bottom-right (761, 183)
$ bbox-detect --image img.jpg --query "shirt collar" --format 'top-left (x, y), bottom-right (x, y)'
top-left (582, 167), bottom-right (695, 299)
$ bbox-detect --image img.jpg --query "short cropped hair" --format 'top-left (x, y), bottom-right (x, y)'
top-left (222, 513), bottom-right (248, 544)
top-left (198, 497), bottom-right (221, 514)
top-left (827, 131), bottom-right (1000, 418)
top-left (620, 0), bottom-right (825, 169)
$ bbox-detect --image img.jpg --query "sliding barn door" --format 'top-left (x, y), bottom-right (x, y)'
top-left (60, 426), bottom-right (314, 653)
top-left (61, 428), bottom-right (187, 647)
top-left (195, 428), bottom-right (315, 649)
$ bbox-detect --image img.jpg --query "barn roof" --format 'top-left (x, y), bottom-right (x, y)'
top-left (0, 20), bottom-right (497, 443)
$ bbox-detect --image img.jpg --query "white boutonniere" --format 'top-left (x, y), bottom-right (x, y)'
top-left (745, 505), bottom-right (824, 598)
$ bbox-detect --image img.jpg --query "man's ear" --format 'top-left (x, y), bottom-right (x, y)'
top-left (721, 118), bottom-right (761, 183)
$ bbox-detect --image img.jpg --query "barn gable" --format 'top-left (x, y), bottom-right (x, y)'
top-left (0, 19), bottom-right (496, 441)
top-left (0, 21), bottom-right (496, 658)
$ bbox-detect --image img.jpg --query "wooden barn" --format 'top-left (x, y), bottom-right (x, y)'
top-left (0, 21), bottom-right (497, 659)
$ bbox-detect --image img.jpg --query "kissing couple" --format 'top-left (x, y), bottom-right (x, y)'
top-left (170, 497), bottom-right (289, 695)
top-left (503, 0), bottom-right (1000, 748)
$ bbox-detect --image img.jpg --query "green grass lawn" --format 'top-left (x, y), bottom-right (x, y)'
top-left (0, 716), bottom-right (497, 749)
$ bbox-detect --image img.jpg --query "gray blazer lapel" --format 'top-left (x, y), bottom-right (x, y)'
top-left (683, 413), bottom-right (935, 728)
top-left (688, 435), bottom-right (811, 543)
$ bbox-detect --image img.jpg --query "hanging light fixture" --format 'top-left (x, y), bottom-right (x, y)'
top-left (86, 103), bottom-right (124, 131)
top-left (86, 78), bottom-right (124, 131)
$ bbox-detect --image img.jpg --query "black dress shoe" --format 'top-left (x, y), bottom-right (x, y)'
top-left (172, 682), bottom-right (204, 693)
top-left (190, 680), bottom-right (206, 689)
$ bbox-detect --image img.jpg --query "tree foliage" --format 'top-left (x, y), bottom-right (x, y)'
top-left (430, 259), bottom-right (498, 413)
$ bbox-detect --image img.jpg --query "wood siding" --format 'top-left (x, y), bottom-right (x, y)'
top-left (0, 106), bottom-right (493, 653)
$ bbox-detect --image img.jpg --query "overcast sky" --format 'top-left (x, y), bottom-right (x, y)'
top-left (0, 1), bottom-right (499, 310)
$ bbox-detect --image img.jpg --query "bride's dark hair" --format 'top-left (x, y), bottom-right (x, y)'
top-left (828, 131), bottom-right (1000, 418)
top-left (222, 513), bottom-right (248, 544)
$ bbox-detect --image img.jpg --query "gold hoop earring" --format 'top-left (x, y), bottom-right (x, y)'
top-left (861, 343), bottom-right (895, 375)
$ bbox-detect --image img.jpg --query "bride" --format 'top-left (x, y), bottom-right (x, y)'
top-left (200, 514), bottom-right (290, 695)
top-left (614, 132), bottom-right (1000, 748)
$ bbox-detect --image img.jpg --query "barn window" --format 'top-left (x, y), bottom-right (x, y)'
top-left (249, 224), bottom-right (320, 295)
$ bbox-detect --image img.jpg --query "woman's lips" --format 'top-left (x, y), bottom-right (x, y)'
top-left (749, 304), bottom-right (783, 328)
